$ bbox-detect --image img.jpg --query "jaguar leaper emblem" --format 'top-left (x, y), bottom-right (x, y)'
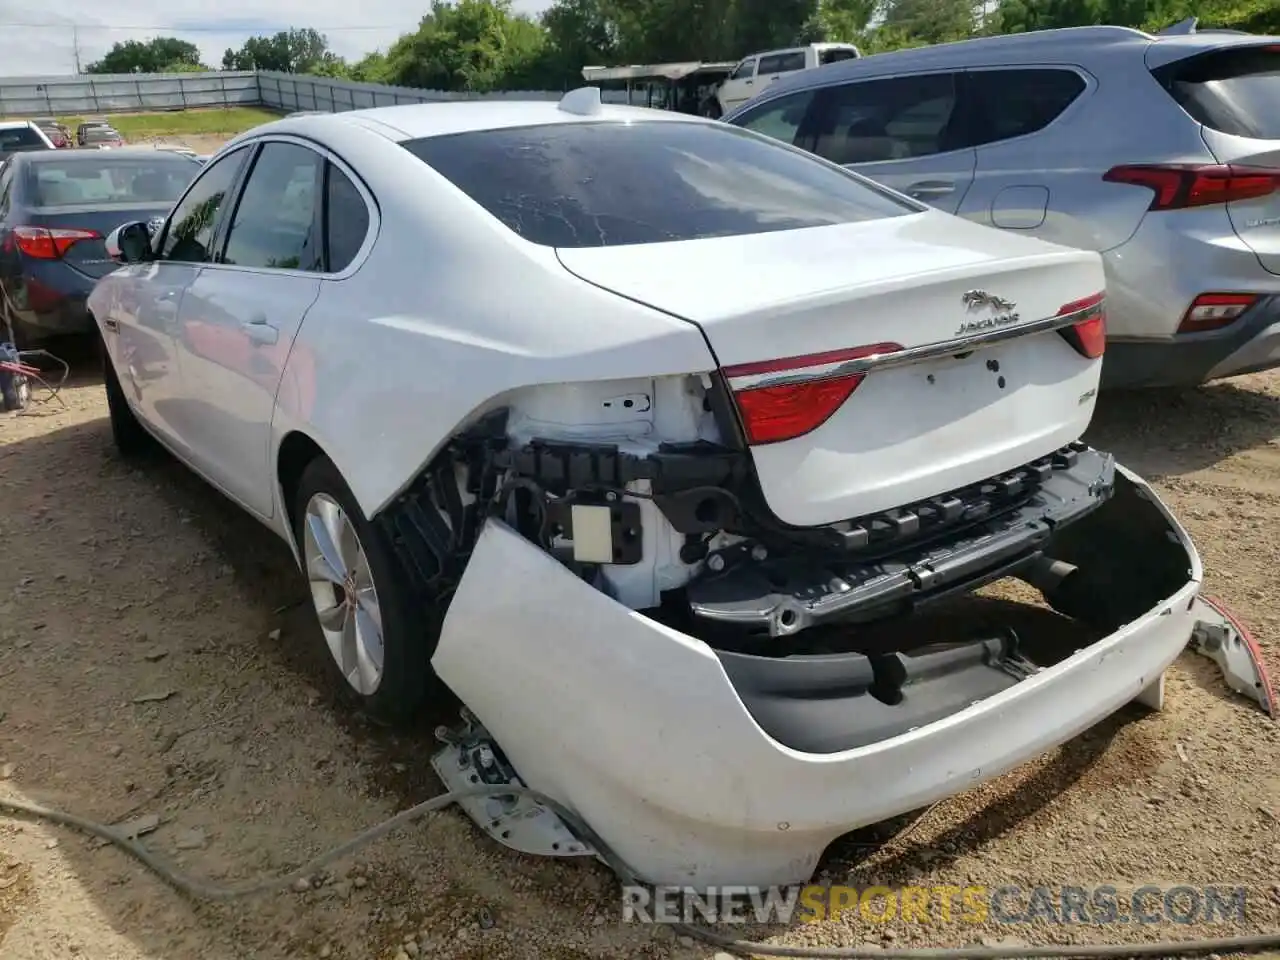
top-left (962, 290), bottom-right (1017, 312)
top-left (956, 290), bottom-right (1020, 336)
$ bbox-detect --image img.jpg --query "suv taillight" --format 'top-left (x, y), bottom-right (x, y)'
top-left (1178, 293), bottom-right (1258, 334)
top-left (13, 225), bottom-right (100, 259)
top-left (1103, 164), bottom-right (1280, 210)
top-left (722, 342), bottom-right (903, 445)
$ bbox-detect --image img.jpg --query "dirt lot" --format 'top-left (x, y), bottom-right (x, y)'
top-left (0, 354), bottom-right (1278, 960)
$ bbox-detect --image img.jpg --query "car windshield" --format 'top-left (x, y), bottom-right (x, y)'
top-left (401, 120), bottom-right (915, 248)
top-left (1159, 44), bottom-right (1280, 140)
top-left (30, 157), bottom-right (198, 206)
top-left (0, 127), bottom-right (46, 150)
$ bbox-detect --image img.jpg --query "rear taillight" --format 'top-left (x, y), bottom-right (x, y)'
top-left (1103, 164), bottom-right (1280, 210)
top-left (1178, 293), bottom-right (1258, 334)
top-left (722, 342), bottom-right (903, 445)
top-left (13, 225), bottom-right (100, 260)
top-left (1055, 292), bottom-right (1106, 360)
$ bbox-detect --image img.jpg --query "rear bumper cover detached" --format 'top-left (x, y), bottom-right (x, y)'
top-left (431, 464), bottom-right (1203, 889)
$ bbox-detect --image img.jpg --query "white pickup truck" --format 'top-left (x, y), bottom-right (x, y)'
top-left (711, 42), bottom-right (861, 116)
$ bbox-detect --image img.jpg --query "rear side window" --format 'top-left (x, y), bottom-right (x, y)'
top-left (760, 51), bottom-right (806, 74)
top-left (821, 48), bottom-right (859, 65)
top-left (402, 121), bottom-right (914, 249)
top-left (964, 69), bottom-right (1086, 146)
top-left (324, 162), bottom-right (369, 272)
top-left (1155, 45), bottom-right (1280, 140)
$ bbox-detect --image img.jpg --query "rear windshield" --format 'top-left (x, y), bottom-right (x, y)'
top-left (84, 128), bottom-right (121, 143)
top-left (401, 120), bottom-right (914, 248)
top-left (29, 157), bottom-right (198, 207)
top-left (1156, 45), bottom-right (1280, 140)
top-left (0, 127), bottom-right (45, 150)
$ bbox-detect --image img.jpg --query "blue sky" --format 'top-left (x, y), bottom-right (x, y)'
top-left (0, 1), bottom-right (554, 77)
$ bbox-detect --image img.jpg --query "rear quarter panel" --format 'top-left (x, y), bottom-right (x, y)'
top-left (267, 124), bottom-right (718, 526)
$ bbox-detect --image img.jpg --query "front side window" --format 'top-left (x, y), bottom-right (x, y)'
top-left (729, 58), bottom-right (756, 81)
top-left (402, 120), bottom-right (914, 249)
top-left (221, 142), bottom-right (322, 271)
top-left (161, 146), bottom-right (250, 264)
top-left (731, 90), bottom-right (818, 146)
top-left (812, 72), bottom-right (961, 165)
top-left (965, 69), bottom-right (1086, 146)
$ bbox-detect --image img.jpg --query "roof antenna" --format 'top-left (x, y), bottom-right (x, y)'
top-left (1158, 16), bottom-right (1198, 35)
top-left (558, 87), bottom-right (604, 117)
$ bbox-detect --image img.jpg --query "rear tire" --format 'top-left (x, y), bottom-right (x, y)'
top-left (293, 456), bottom-right (437, 723)
top-left (101, 335), bottom-right (156, 458)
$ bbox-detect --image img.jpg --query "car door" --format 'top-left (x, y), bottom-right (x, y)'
top-left (105, 146), bottom-right (252, 448)
top-left (805, 71), bottom-right (976, 214)
top-left (173, 137), bottom-right (325, 518)
top-left (719, 56), bottom-right (760, 112)
top-left (952, 67), bottom-right (1094, 245)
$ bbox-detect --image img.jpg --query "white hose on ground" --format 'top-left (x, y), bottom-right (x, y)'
top-left (1, 785), bottom-right (1277, 960)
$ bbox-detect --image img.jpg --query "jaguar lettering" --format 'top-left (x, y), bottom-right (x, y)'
top-left (955, 312), bottom-right (1022, 336)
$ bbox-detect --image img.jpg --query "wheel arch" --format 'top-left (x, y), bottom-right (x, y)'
top-left (276, 429), bottom-right (331, 559)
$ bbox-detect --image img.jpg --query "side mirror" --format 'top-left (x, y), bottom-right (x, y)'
top-left (105, 221), bottom-right (155, 264)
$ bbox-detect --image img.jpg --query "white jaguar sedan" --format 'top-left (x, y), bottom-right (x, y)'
top-left (88, 90), bottom-right (1205, 889)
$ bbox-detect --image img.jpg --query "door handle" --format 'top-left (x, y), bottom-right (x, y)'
top-left (241, 317), bottom-right (278, 346)
top-left (745, 79), bottom-right (754, 85)
top-left (102, 317), bottom-right (118, 332)
top-left (906, 180), bottom-right (956, 199)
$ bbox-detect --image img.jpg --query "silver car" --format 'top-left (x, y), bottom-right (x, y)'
top-left (723, 25), bottom-right (1280, 389)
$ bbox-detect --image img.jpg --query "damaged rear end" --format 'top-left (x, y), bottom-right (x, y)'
top-left (386, 116), bottom-right (1203, 889)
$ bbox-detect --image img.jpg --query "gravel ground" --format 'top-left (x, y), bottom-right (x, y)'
top-left (0, 352), bottom-right (1277, 960)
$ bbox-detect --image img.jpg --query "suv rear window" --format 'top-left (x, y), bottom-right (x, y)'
top-left (0, 127), bottom-right (45, 150)
top-left (1155, 45), bottom-right (1280, 140)
top-left (401, 121), bottom-right (914, 249)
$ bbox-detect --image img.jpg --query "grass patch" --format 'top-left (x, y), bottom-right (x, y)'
top-left (52, 107), bottom-right (282, 139)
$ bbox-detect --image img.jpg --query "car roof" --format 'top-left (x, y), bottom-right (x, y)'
top-left (234, 97), bottom-right (706, 146)
top-left (0, 120), bottom-right (35, 129)
top-left (747, 24), bottom-right (1277, 105)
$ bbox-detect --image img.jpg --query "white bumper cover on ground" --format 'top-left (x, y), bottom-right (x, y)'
top-left (432, 466), bottom-right (1202, 889)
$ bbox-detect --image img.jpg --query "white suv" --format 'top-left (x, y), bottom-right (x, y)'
top-left (713, 42), bottom-right (861, 116)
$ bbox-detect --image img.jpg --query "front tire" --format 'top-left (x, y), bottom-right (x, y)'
top-left (293, 456), bottom-right (435, 722)
top-left (101, 335), bottom-right (156, 458)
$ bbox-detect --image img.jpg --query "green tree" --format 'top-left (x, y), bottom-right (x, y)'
top-left (222, 28), bottom-right (339, 74)
top-left (86, 37), bottom-right (206, 74)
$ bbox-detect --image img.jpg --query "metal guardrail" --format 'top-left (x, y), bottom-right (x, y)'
top-left (0, 70), bottom-right (630, 117)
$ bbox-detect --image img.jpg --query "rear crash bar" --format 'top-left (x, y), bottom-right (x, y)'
top-left (688, 445), bottom-right (1115, 637)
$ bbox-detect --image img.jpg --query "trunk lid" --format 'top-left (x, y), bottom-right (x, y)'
top-left (556, 212), bottom-right (1106, 528)
top-left (1152, 42), bottom-right (1280, 276)
top-left (27, 204), bottom-right (171, 279)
